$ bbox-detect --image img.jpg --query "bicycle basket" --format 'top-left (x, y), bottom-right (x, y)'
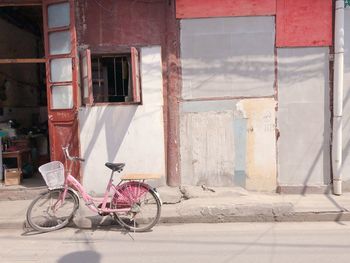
top-left (39, 161), bottom-right (65, 189)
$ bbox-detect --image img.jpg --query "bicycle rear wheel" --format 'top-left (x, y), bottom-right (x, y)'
top-left (113, 182), bottom-right (161, 232)
top-left (26, 188), bottom-right (79, 232)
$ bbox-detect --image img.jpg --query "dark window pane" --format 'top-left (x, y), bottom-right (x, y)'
top-left (91, 55), bottom-right (131, 103)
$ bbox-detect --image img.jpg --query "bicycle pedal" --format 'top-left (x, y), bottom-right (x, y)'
top-left (97, 203), bottom-right (111, 216)
top-left (98, 211), bottom-right (110, 216)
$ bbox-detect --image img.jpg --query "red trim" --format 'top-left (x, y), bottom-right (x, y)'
top-left (47, 26), bottom-right (71, 33)
top-left (47, 80), bottom-right (72, 85)
top-left (48, 110), bottom-right (77, 122)
top-left (44, 0), bottom-right (67, 4)
top-left (86, 102), bottom-right (142, 107)
top-left (0, 0), bottom-right (42, 6)
top-left (176, 0), bottom-right (276, 19)
top-left (276, 0), bottom-right (333, 47)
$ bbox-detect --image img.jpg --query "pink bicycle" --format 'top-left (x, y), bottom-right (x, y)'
top-left (26, 146), bottom-right (162, 232)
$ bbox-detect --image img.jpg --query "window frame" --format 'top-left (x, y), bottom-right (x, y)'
top-left (80, 47), bottom-right (142, 106)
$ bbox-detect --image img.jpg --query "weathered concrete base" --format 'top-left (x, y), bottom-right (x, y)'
top-left (342, 180), bottom-right (350, 192)
top-left (277, 185), bottom-right (332, 194)
top-left (156, 186), bottom-right (182, 204)
top-left (3, 186), bottom-right (350, 231)
top-left (160, 212), bottom-right (350, 224)
top-left (161, 201), bottom-right (294, 224)
top-left (70, 203), bottom-right (350, 228)
top-left (0, 186), bottom-right (47, 201)
top-left (179, 185), bottom-right (249, 199)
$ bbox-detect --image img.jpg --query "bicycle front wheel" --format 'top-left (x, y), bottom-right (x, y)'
top-left (26, 189), bottom-right (79, 232)
top-left (113, 182), bottom-right (161, 232)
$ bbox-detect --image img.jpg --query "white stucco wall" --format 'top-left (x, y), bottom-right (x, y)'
top-left (180, 16), bottom-right (275, 99)
top-left (78, 46), bottom-right (166, 195)
top-left (277, 47), bottom-right (331, 187)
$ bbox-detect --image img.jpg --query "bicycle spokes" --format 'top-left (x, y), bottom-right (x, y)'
top-left (113, 182), bottom-right (161, 232)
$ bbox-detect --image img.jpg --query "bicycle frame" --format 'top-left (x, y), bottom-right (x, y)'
top-left (65, 172), bottom-right (129, 213)
top-left (27, 146), bottom-right (162, 233)
top-left (61, 149), bottom-right (152, 215)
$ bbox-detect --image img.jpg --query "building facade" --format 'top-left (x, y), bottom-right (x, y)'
top-left (1, 0), bottom-right (350, 195)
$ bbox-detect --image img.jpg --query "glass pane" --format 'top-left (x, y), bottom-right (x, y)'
top-left (50, 58), bottom-right (72, 82)
top-left (48, 2), bottom-right (70, 29)
top-left (82, 55), bottom-right (87, 77)
top-left (51, 85), bottom-right (73, 109)
top-left (49, 31), bottom-right (71, 55)
top-left (83, 78), bottom-right (88, 98)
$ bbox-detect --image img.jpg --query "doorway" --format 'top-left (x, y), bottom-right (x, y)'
top-left (0, 5), bottom-right (49, 189)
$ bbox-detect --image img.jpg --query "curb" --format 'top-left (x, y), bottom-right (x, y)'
top-left (0, 187), bottom-right (47, 201)
top-left (160, 211), bottom-right (350, 224)
top-left (0, 219), bottom-right (26, 230)
top-left (2, 209), bottom-right (350, 231)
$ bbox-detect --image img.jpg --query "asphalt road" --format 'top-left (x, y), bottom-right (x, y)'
top-left (1, 222), bottom-right (350, 263)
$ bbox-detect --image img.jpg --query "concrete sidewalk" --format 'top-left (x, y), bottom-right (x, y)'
top-left (1, 185), bottom-right (350, 230)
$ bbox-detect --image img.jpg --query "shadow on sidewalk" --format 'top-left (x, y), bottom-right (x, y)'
top-left (57, 250), bottom-right (101, 263)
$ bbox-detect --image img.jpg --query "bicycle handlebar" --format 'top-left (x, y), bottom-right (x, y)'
top-left (62, 146), bottom-right (85, 162)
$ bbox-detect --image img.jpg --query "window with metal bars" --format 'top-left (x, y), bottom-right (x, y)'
top-left (92, 55), bottom-right (131, 103)
top-left (80, 47), bottom-right (141, 105)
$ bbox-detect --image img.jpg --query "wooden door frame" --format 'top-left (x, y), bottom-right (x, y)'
top-left (0, 0), bottom-right (42, 7)
top-left (42, 0), bottom-right (81, 179)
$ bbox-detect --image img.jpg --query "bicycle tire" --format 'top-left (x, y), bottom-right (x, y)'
top-left (113, 182), bottom-right (161, 232)
top-left (26, 188), bottom-right (79, 232)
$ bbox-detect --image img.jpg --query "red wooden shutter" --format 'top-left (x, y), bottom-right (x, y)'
top-left (80, 49), bottom-right (93, 105)
top-left (131, 47), bottom-right (141, 103)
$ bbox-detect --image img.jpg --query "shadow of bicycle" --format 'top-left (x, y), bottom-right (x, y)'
top-left (57, 250), bottom-right (101, 263)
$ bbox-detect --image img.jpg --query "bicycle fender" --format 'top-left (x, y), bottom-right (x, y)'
top-left (48, 187), bottom-right (80, 205)
top-left (115, 181), bottom-right (162, 206)
top-left (150, 188), bottom-right (163, 206)
top-left (67, 187), bottom-right (80, 202)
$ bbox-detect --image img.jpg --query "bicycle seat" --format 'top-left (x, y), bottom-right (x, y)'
top-left (105, 162), bottom-right (125, 172)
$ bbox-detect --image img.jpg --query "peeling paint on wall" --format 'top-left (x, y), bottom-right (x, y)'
top-left (180, 109), bottom-right (236, 186)
top-left (237, 98), bottom-right (277, 192)
top-left (180, 98), bottom-right (277, 191)
top-left (233, 117), bottom-right (247, 188)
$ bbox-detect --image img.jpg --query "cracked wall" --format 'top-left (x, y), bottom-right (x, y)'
top-left (180, 99), bottom-right (276, 191)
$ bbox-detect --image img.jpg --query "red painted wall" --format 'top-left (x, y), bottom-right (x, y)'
top-left (76, 0), bottom-right (166, 49)
top-left (276, 0), bottom-right (333, 47)
top-left (176, 0), bottom-right (276, 18)
top-left (75, 0), bottom-right (183, 186)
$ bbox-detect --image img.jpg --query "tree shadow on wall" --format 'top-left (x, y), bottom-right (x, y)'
top-left (78, 105), bottom-right (137, 165)
top-left (181, 48), bottom-right (326, 96)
